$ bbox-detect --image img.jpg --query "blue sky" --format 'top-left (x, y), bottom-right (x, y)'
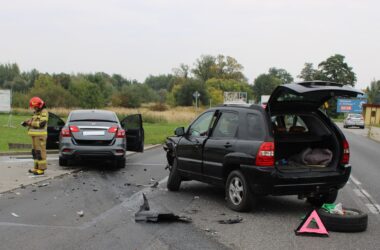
top-left (1, 0), bottom-right (379, 89)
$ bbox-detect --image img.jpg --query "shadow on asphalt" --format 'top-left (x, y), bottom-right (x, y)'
top-left (177, 181), bottom-right (313, 216)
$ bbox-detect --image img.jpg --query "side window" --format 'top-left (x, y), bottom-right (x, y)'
top-left (188, 112), bottom-right (214, 137)
top-left (48, 113), bottom-right (65, 127)
top-left (247, 113), bottom-right (264, 139)
top-left (212, 112), bottom-right (239, 138)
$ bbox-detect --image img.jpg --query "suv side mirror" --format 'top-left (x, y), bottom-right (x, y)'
top-left (174, 127), bottom-right (185, 136)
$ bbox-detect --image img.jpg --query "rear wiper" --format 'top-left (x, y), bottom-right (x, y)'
top-left (70, 119), bottom-right (117, 123)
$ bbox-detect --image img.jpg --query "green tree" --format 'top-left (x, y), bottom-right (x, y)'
top-left (192, 55), bottom-right (216, 82)
top-left (172, 64), bottom-right (190, 79)
top-left (111, 74), bottom-right (132, 90)
top-left (317, 54), bottom-right (357, 86)
top-left (0, 63), bottom-right (20, 87)
top-left (29, 74), bottom-right (76, 108)
top-left (192, 55), bottom-right (246, 82)
top-left (298, 63), bottom-right (317, 81)
top-left (173, 79), bottom-right (209, 106)
top-left (366, 80), bottom-right (380, 104)
top-left (268, 67), bottom-right (294, 84)
top-left (144, 74), bottom-right (175, 91)
top-left (53, 73), bottom-right (72, 89)
top-left (69, 77), bottom-right (104, 108)
top-left (252, 74), bottom-right (282, 103)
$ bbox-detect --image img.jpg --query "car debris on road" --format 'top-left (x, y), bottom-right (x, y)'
top-left (135, 193), bottom-right (191, 223)
top-left (217, 217), bottom-right (243, 224)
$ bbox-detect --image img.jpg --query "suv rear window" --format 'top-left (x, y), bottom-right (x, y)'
top-left (246, 113), bottom-right (264, 140)
top-left (272, 115), bottom-right (309, 133)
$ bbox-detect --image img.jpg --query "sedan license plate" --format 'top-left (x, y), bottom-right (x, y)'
top-left (83, 131), bottom-right (105, 136)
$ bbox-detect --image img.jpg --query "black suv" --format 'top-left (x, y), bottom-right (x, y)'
top-left (164, 81), bottom-right (362, 211)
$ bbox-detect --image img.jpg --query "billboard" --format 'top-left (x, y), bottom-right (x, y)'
top-left (0, 89), bottom-right (11, 113)
top-left (337, 99), bottom-right (367, 113)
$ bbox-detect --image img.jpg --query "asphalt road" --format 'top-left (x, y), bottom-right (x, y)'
top-left (0, 130), bottom-right (379, 250)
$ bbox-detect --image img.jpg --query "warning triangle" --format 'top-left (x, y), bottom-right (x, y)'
top-left (295, 210), bottom-right (329, 237)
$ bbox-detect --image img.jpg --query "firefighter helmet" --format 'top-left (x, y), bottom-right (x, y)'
top-left (29, 97), bottom-right (45, 109)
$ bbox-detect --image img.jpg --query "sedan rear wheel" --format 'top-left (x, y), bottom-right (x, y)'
top-left (59, 157), bottom-right (69, 167)
top-left (225, 170), bottom-right (253, 212)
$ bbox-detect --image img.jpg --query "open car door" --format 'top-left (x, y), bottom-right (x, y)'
top-left (47, 112), bottom-right (65, 149)
top-left (120, 114), bottom-right (144, 152)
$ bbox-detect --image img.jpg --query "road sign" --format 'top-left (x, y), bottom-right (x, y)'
top-left (337, 99), bottom-right (367, 113)
top-left (0, 89), bottom-right (11, 113)
top-left (193, 91), bottom-right (200, 98)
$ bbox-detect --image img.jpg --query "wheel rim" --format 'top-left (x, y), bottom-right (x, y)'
top-left (229, 176), bottom-right (244, 205)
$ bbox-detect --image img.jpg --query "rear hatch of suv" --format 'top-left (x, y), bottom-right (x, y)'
top-left (266, 81), bottom-right (362, 172)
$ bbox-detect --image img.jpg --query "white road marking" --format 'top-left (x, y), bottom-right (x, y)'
top-left (361, 189), bottom-right (373, 199)
top-left (350, 175), bottom-right (361, 185)
top-left (366, 204), bottom-right (380, 214)
top-left (353, 189), bottom-right (365, 198)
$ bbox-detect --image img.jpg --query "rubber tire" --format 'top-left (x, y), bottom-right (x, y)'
top-left (167, 157), bottom-right (182, 191)
top-left (317, 207), bottom-right (368, 232)
top-left (115, 158), bottom-right (126, 168)
top-left (343, 125), bottom-right (347, 128)
top-left (307, 190), bottom-right (338, 207)
top-left (225, 170), bottom-right (253, 212)
top-left (59, 157), bottom-right (69, 167)
top-left (361, 126), bottom-right (365, 129)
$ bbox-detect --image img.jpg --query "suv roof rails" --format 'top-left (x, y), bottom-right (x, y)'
top-left (297, 81), bottom-right (343, 87)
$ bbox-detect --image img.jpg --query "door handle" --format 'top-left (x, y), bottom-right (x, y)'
top-left (224, 142), bottom-right (232, 148)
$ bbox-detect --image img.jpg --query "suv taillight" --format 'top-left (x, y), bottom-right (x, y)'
top-left (341, 139), bottom-right (350, 164)
top-left (256, 142), bottom-right (275, 166)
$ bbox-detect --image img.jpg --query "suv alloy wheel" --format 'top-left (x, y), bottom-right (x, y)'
top-left (226, 170), bottom-right (254, 212)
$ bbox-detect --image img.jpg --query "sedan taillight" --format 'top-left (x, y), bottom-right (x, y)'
top-left (69, 126), bottom-right (80, 132)
top-left (61, 128), bottom-right (71, 137)
top-left (108, 126), bottom-right (125, 138)
top-left (116, 129), bottom-right (125, 138)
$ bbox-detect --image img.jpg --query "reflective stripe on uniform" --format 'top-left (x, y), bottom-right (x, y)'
top-left (28, 130), bottom-right (48, 136)
top-left (37, 160), bottom-right (47, 165)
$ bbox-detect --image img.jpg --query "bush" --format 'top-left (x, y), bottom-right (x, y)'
top-left (150, 103), bottom-right (168, 111)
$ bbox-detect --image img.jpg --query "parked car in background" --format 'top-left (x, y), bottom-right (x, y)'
top-left (164, 81), bottom-right (362, 212)
top-left (343, 113), bottom-right (365, 129)
top-left (46, 110), bottom-right (144, 168)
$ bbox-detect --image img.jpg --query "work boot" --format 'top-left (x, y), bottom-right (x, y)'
top-left (28, 169), bottom-right (37, 174)
top-left (33, 169), bottom-right (45, 175)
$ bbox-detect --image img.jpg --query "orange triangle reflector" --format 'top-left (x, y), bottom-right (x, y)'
top-left (295, 210), bottom-right (329, 237)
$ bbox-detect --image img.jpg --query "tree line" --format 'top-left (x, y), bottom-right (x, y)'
top-left (1, 54), bottom-right (370, 113)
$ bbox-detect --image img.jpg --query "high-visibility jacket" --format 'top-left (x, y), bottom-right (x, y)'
top-left (28, 108), bottom-right (49, 136)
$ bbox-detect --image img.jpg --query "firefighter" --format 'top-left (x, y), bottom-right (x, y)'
top-left (22, 97), bottom-right (49, 175)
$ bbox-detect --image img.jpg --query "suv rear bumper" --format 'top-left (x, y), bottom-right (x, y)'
top-left (241, 165), bottom-right (351, 196)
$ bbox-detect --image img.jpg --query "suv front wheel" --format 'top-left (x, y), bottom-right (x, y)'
top-left (225, 170), bottom-right (253, 212)
top-left (167, 157), bottom-right (182, 191)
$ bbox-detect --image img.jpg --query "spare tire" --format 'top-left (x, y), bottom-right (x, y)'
top-left (317, 207), bottom-right (368, 232)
